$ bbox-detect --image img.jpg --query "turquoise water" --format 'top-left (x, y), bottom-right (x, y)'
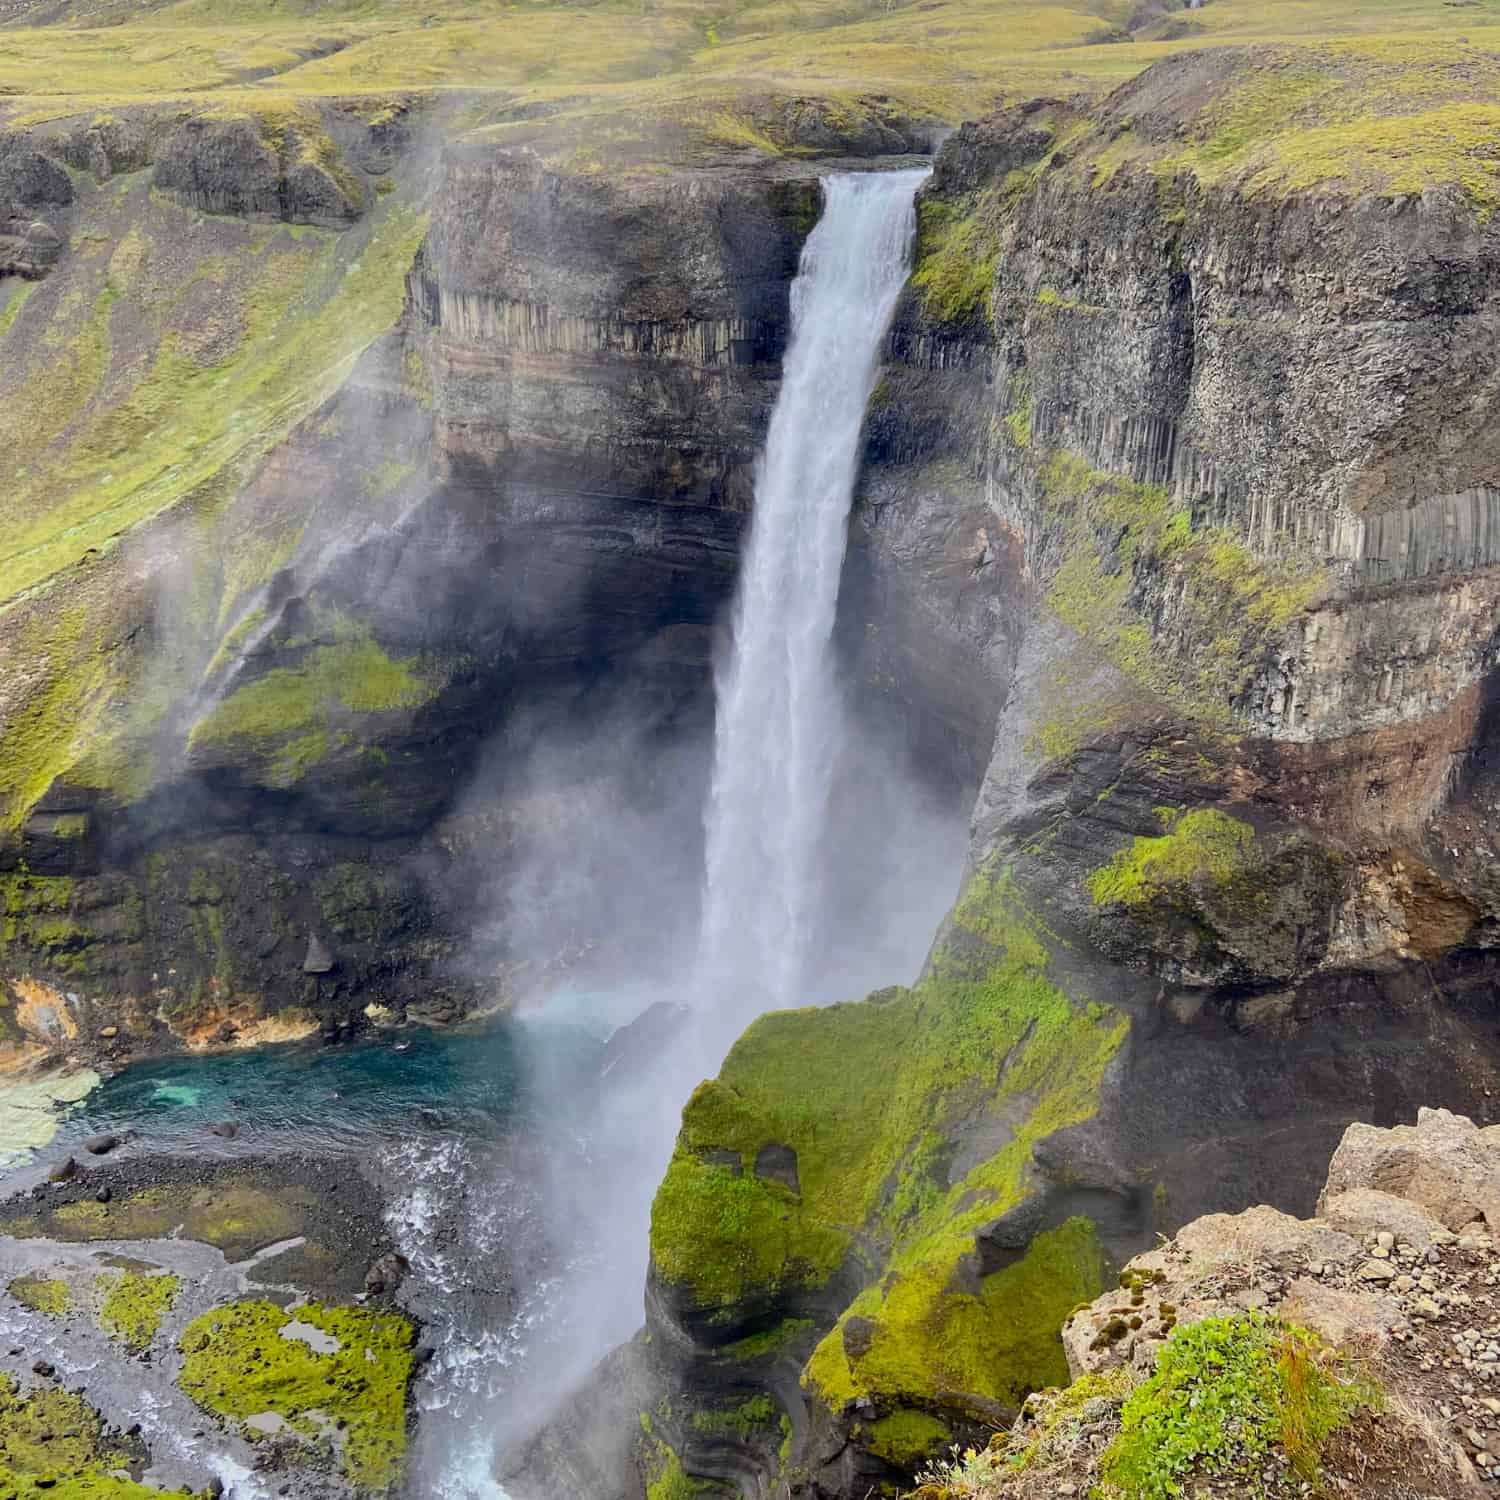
top-left (44, 1017), bottom-right (606, 1162)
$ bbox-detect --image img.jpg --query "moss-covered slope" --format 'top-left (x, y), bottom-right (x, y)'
top-left (646, 866), bottom-right (1128, 1488)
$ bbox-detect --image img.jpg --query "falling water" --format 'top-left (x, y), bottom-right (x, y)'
top-left (695, 168), bottom-right (928, 1031)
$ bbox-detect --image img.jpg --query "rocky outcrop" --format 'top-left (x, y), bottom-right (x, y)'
top-left (151, 112), bottom-right (365, 225)
top-left (0, 135), bottom-right (72, 277)
top-left (932, 1108), bottom-right (1500, 1499)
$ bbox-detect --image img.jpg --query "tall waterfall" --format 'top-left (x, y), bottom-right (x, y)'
top-left (695, 168), bottom-right (928, 1032)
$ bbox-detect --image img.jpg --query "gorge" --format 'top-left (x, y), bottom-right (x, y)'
top-left (4, 5), bottom-right (1500, 1499)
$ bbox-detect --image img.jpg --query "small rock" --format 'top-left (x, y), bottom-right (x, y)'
top-left (1377, 1231), bottom-right (1396, 1251)
top-left (208, 1120), bottom-right (239, 1140)
top-left (98, 1025), bottom-right (118, 1039)
top-left (1358, 1259), bottom-right (1397, 1282)
top-left (83, 1133), bottom-right (119, 1156)
top-left (32, 1360), bottom-right (54, 1377)
top-left (1417, 1297), bottom-right (1443, 1320)
top-left (95, 1187), bottom-right (112, 1204)
top-left (47, 1157), bottom-right (77, 1183)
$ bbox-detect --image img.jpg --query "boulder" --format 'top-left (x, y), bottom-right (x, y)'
top-left (1320, 1108), bottom-right (1500, 1232)
top-left (1319, 1187), bottom-right (1450, 1251)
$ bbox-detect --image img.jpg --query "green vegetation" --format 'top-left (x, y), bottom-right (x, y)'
top-left (187, 619), bottom-right (434, 787)
top-left (1088, 807), bottom-right (1254, 908)
top-left (0, 1374), bottom-right (200, 1498)
top-left (911, 193), bottom-right (1001, 328)
top-left (651, 862), bottom-right (1126, 1418)
top-left (690, 1394), bottom-right (776, 1438)
top-left (1038, 449), bottom-right (1324, 721)
top-left (97, 1269), bottom-right (179, 1351)
top-left (0, 1179), bottom-right (308, 1259)
top-left (721, 1316), bottom-right (815, 1361)
top-left (178, 1299), bottom-right (415, 1490)
top-left (641, 1432), bottom-right (722, 1500)
top-left (864, 1409), bottom-right (953, 1468)
top-left (7, 1273), bottom-right (70, 1316)
top-left (1100, 1315), bottom-right (1372, 1496)
top-left (807, 1217), bottom-right (1107, 1415)
top-left (0, 281), bottom-right (38, 343)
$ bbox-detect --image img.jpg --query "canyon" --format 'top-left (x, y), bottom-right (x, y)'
top-left (3, 6), bottom-right (1500, 1499)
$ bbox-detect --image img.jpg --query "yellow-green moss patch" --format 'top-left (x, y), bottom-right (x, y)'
top-left (187, 621), bottom-right (435, 788)
top-left (178, 1299), bottom-right (415, 1490)
top-left (97, 1270), bottom-right (179, 1351)
top-left (0, 1373), bottom-right (199, 1498)
top-left (7, 1274), bottom-right (69, 1317)
top-left (1088, 807), bottom-right (1254, 908)
top-left (1039, 449), bottom-right (1324, 722)
top-left (652, 861), bottom-right (1126, 1421)
top-left (0, 1181), bottom-right (307, 1260)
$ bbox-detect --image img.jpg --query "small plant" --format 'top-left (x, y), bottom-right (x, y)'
top-left (1099, 1314), bottom-right (1372, 1498)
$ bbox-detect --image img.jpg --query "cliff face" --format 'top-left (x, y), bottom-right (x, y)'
top-left (0, 113), bottom-right (831, 1065)
top-left (585, 48), bottom-right (1500, 1500)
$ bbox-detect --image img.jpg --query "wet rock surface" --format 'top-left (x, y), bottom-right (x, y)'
top-left (0, 1145), bottom-right (420, 1497)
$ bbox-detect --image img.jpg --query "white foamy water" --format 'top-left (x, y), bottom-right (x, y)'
top-left (694, 168), bottom-right (928, 1037)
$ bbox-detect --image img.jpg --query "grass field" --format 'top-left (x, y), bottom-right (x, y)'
top-left (6, 0), bottom-right (1500, 133)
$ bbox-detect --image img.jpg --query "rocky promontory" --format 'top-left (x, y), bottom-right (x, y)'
top-left (915, 1107), bottom-right (1500, 1499)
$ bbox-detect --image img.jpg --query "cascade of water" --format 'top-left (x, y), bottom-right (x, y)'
top-left (694, 168), bottom-right (928, 1033)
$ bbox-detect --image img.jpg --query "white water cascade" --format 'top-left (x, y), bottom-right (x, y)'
top-left (694, 167), bottom-right (928, 1035)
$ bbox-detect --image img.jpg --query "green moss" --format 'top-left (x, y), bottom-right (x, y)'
top-left (2, 1181), bottom-right (307, 1260)
top-left (643, 1442), bottom-right (718, 1500)
top-left (97, 1270), bottom-right (179, 1352)
top-left (911, 192), bottom-right (1000, 328)
top-left (1003, 372), bottom-right (1032, 450)
top-left (1038, 448), bottom-right (1323, 721)
top-left (807, 1217), bottom-right (1108, 1418)
top-left (690, 1395), bottom-right (776, 1438)
top-left (863, 1409), bottom-right (952, 1467)
top-left (0, 1373), bottom-right (201, 1497)
top-left (0, 280), bottom-right (38, 343)
top-left (1100, 1315), bottom-right (1373, 1497)
top-left (651, 862), bottom-right (1125, 1421)
top-left (187, 619), bottom-right (434, 787)
top-left (1035, 285), bottom-right (1100, 315)
top-left (721, 1317), bottom-right (815, 1362)
top-left (0, 871), bottom-right (94, 968)
top-left (1088, 807), bottom-right (1254, 908)
top-left (178, 1299), bottom-right (415, 1490)
top-left (7, 1274), bottom-right (70, 1317)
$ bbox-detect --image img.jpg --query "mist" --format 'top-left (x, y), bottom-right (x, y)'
top-left (387, 166), bottom-right (966, 1499)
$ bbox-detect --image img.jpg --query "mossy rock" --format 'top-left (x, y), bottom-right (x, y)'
top-left (0, 1181), bottom-right (308, 1260)
top-left (0, 1373), bottom-right (200, 1497)
top-left (650, 863), bottom-right (1127, 1463)
top-left (97, 1269), bottom-right (179, 1352)
top-left (178, 1299), bottom-right (415, 1491)
top-left (7, 1273), bottom-right (70, 1316)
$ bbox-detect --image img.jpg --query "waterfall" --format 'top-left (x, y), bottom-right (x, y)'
top-left (694, 168), bottom-right (928, 1034)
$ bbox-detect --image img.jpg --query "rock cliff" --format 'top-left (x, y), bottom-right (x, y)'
top-left (511, 44), bottom-right (1500, 1500)
top-left (4, 32), bottom-right (1500, 1500)
top-left (917, 1106), bottom-right (1500, 1499)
